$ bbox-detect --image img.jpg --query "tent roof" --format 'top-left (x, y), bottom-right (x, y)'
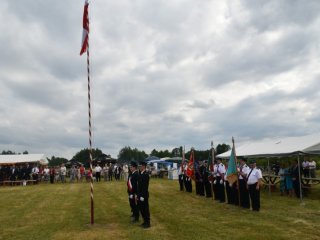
top-left (0, 154), bottom-right (47, 165)
top-left (217, 134), bottom-right (320, 158)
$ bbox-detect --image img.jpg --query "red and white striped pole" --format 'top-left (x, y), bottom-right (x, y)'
top-left (87, 36), bottom-right (94, 226)
top-left (80, 0), bottom-right (94, 225)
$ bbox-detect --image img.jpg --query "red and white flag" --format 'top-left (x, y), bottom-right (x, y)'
top-left (80, 0), bottom-right (89, 55)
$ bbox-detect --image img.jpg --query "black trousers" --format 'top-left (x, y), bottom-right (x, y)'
top-left (184, 177), bottom-right (192, 192)
top-left (178, 174), bottom-right (184, 191)
top-left (226, 181), bottom-right (234, 204)
top-left (248, 183), bottom-right (260, 211)
top-left (216, 177), bottom-right (225, 202)
top-left (129, 196), bottom-right (139, 220)
top-left (232, 183), bottom-right (239, 206)
top-left (139, 198), bottom-right (150, 224)
top-left (213, 178), bottom-right (219, 200)
top-left (204, 180), bottom-right (212, 197)
top-left (239, 179), bottom-right (250, 208)
top-left (293, 179), bottom-right (301, 198)
top-left (96, 172), bottom-right (101, 182)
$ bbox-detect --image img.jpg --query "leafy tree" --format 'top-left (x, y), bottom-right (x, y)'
top-left (118, 146), bottom-right (147, 163)
top-left (216, 144), bottom-right (231, 155)
top-left (23, 151), bottom-right (29, 154)
top-left (48, 156), bottom-right (68, 167)
top-left (71, 148), bottom-right (103, 166)
top-left (1, 150), bottom-right (16, 155)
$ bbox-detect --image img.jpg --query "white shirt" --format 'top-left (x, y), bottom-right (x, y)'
top-left (95, 166), bottom-right (102, 173)
top-left (60, 166), bottom-right (67, 176)
top-left (309, 161), bottom-right (316, 170)
top-left (239, 164), bottom-right (250, 180)
top-left (32, 167), bottom-right (39, 174)
top-left (302, 161), bottom-right (309, 169)
top-left (44, 168), bottom-right (50, 175)
top-left (215, 163), bottom-right (225, 177)
top-left (247, 167), bottom-right (262, 185)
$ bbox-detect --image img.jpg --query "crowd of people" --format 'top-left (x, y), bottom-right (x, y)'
top-left (0, 162), bottom-right (130, 184)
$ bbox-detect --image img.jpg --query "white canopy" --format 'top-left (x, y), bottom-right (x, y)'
top-left (0, 154), bottom-right (48, 165)
top-left (217, 134), bottom-right (320, 158)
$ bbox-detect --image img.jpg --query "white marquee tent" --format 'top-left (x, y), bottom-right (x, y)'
top-left (217, 134), bottom-right (320, 158)
top-left (217, 134), bottom-right (320, 203)
top-left (0, 154), bottom-right (48, 165)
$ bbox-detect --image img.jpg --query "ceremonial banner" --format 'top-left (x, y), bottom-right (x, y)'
top-left (186, 150), bottom-right (195, 179)
top-left (226, 145), bottom-right (238, 185)
top-left (80, 0), bottom-right (89, 55)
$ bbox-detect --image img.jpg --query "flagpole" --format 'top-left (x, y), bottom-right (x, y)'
top-left (87, 43), bottom-right (94, 225)
top-left (232, 137), bottom-right (241, 207)
top-left (81, 0), bottom-right (94, 224)
top-left (211, 141), bottom-right (214, 201)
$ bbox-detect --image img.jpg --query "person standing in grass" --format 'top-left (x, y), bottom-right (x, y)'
top-left (60, 164), bottom-right (67, 183)
top-left (95, 164), bottom-right (102, 182)
top-left (278, 164), bottom-right (286, 196)
top-left (238, 157), bottom-right (250, 208)
top-left (284, 163), bottom-right (294, 197)
top-left (127, 161), bottom-right (140, 223)
top-left (215, 158), bottom-right (226, 203)
top-left (138, 161), bottom-right (151, 229)
top-left (247, 160), bottom-right (262, 211)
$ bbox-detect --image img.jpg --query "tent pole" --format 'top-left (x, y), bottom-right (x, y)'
top-left (268, 158), bottom-right (271, 196)
top-left (297, 154), bottom-right (303, 204)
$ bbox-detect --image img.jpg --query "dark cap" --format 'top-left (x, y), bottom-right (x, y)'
top-left (130, 161), bottom-right (138, 167)
top-left (139, 161), bottom-right (147, 166)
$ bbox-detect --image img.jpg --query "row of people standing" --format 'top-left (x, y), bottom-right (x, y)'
top-left (178, 158), bottom-right (263, 211)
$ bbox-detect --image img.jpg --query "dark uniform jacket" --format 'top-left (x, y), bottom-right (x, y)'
top-left (138, 170), bottom-right (149, 199)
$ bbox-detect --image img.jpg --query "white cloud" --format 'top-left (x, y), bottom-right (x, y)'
top-left (0, 0), bottom-right (319, 159)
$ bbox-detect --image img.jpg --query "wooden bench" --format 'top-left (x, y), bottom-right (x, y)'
top-left (0, 180), bottom-right (37, 186)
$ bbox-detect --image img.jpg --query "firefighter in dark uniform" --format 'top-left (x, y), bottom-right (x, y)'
top-left (247, 159), bottom-right (262, 211)
top-left (178, 164), bottom-right (184, 191)
top-left (198, 161), bottom-right (206, 196)
top-left (127, 161), bottom-right (140, 223)
top-left (138, 161), bottom-right (151, 228)
top-left (203, 161), bottom-right (212, 198)
top-left (238, 157), bottom-right (250, 208)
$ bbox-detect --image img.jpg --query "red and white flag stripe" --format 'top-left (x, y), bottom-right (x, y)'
top-left (80, 0), bottom-right (89, 55)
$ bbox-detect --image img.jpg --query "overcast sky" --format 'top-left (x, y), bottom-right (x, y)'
top-left (0, 0), bottom-right (319, 159)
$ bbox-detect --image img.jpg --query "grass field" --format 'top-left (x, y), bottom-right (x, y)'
top-left (0, 179), bottom-right (320, 240)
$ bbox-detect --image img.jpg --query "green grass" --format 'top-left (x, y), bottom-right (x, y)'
top-left (0, 179), bottom-right (320, 240)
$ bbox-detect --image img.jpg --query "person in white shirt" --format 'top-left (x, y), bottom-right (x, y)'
top-left (43, 166), bottom-right (50, 182)
top-left (247, 160), bottom-right (262, 211)
top-left (95, 164), bottom-right (102, 182)
top-left (60, 164), bottom-right (67, 183)
top-left (302, 158), bottom-right (309, 178)
top-left (308, 159), bottom-right (316, 178)
top-left (123, 164), bottom-right (129, 182)
top-left (32, 165), bottom-right (39, 183)
top-left (215, 158), bottom-right (226, 203)
top-left (237, 157), bottom-right (250, 208)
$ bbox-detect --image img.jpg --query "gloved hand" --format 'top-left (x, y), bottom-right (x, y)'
top-left (140, 197), bottom-right (144, 202)
top-left (213, 180), bottom-right (216, 185)
top-left (220, 179), bottom-right (223, 184)
top-left (129, 194), bottom-right (133, 199)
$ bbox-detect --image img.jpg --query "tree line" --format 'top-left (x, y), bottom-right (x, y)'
top-left (1, 143), bottom-right (231, 167)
